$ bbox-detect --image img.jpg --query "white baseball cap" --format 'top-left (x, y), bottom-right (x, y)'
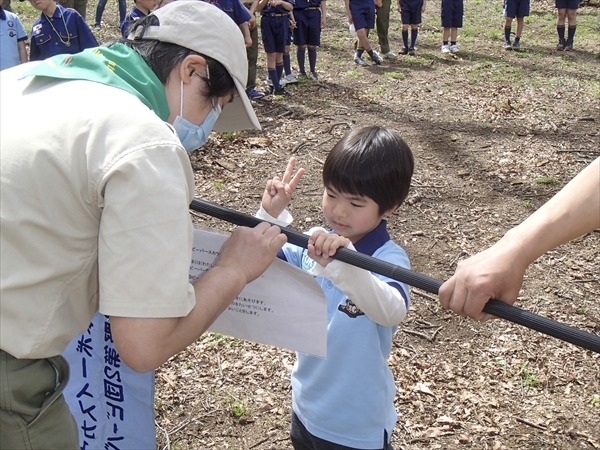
top-left (131, 0), bottom-right (261, 132)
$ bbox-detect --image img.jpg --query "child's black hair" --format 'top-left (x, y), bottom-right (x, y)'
top-left (322, 126), bottom-right (414, 215)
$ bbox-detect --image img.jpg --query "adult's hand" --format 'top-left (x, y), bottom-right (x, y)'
top-left (215, 222), bottom-right (287, 284)
top-left (439, 236), bottom-right (528, 321)
top-left (440, 157), bottom-right (599, 321)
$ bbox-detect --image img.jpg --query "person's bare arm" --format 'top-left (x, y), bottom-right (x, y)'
top-left (254, 0), bottom-right (269, 13)
top-left (240, 22), bottom-right (253, 47)
top-left (439, 157), bottom-right (600, 321)
top-left (110, 223), bottom-right (286, 372)
top-left (18, 41), bottom-right (28, 64)
top-left (270, 0), bottom-right (294, 12)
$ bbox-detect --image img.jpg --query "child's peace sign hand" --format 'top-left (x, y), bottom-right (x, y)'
top-left (261, 157), bottom-right (305, 219)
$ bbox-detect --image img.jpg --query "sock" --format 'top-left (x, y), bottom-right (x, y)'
top-left (308, 48), bottom-right (317, 72)
top-left (443, 40), bottom-right (448, 46)
top-left (514, 35), bottom-right (520, 42)
top-left (356, 48), bottom-right (364, 58)
top-left (557, 25), bottom-right (565, 42)
top-left (410, 28), bottom-right (418, 48)
top-left (402, 30), bottom-right (409, 48)
top-left (283, 53), bottom-right (291, 76)
top-left (268, 68), bottom-right (279, 90)
top-left (567, 25), bottom-right (576, 42)
top-left (297, 48), bottom-right (306, 74)
top-left (366, 48), bottom-right (375, 58)
top-left (276, 62), bottom-right (284, 83)
top-left (504, 26), bottom-right (511, 42)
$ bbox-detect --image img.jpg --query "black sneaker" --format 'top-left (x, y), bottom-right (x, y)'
top-left (564, 39), bottom-right (573, 51)
top-left (309, 71), bottom-right (318, 80)
top-left (297, 72), bottom-right (308, 79)
top-left (400, 47), bottom-right (409, 55)
top-left (504, 39), bottom-right (512, 50)
top-left (512, 39), bottom-right (520, 51)
top-left (408, 47), bottom-right (416, 56)
top-left (274, 87), bottom-right (290, 97)
top-left (556, 39), bottom-right (566, 51)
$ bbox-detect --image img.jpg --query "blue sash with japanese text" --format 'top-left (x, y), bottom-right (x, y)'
top-left (62, 313), bottom-right (155, 450)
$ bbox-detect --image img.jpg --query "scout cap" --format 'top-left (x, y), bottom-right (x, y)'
top-left (131, 0), bottom-right (261, 132)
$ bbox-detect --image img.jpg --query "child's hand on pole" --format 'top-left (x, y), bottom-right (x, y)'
top-left (308, 231), bottom-right (351, 267)
top-left (261, 157), bottom-right (305, 219)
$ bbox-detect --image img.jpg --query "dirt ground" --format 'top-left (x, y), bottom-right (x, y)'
top-left (77, 0), bottom-right (600, 448)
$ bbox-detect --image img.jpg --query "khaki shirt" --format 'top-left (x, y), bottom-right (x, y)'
top-left (1, 64), bottom-right (196, 359)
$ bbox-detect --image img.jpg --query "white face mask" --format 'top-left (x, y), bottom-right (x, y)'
top-left (172, 71), bottom-right (222, 152)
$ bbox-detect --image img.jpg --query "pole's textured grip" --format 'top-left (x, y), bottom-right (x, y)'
top-left (190, 198), bottom-right (600, 354)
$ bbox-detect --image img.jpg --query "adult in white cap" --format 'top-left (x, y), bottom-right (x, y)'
top-left (0, 2), bottom-right (286, 447)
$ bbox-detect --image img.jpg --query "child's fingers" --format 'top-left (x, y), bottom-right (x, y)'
top-left (282, 157), bottom-right (297, 183)
top-left (286, 167), bottom-right (305, 194)
top-left (308, 230), bottom-right (327, 255)
top-left (269, 176), bottom-right (281, 195)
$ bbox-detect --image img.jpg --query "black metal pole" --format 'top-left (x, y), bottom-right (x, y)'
top-left (190, 198), bottom-right (600, 354)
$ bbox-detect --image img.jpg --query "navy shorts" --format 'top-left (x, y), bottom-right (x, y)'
top-left (261, 14), bottom-right (289, 53)
top-left (290, 411), bottom-right (394, 450)
top-left (504, 0), bottom-right (530, 17)
top-left (400, 0), bottom-right (423, 24)
top-left (349, 0), bottom-right (375, 31)
top-left (293, 8), bottom-right (321, 46)
top-left (441, 0), bottom-right (463, 28)
top-left (555, 0), bottom-right (579, 8)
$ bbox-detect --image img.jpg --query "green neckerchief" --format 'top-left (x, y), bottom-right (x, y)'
top-left (19, 43), bottom-right (170, 120)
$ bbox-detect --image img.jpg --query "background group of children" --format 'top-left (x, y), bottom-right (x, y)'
top-left (0, 0), bottom-right (586, 91)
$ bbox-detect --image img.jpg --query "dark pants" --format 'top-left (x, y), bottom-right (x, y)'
top-left (246, 20), bottom-right (259, 90)
top-left (376, 0), bottom-right (392, 53)
top-left (290, 411), bottom-right (394, 450)
top-left (60, 0), bottom-right (88, 19)
top-left (0, 350), bottom-right (79, 449)
top-left (95, 0), bottom-right (127, 26)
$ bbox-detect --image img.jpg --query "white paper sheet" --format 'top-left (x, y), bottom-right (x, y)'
top-left (190, 228), bottom-right (327, 358)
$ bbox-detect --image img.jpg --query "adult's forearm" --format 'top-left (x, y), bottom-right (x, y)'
top-left (503, 157), bottom-right (599, 267)
top-left (111, 265), bottom-right (247, 373)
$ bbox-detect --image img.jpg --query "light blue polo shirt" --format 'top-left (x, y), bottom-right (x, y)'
top-left (0, 8), bottom-right (27, 71)
top-left (279, 220), bottom-right (410, 448)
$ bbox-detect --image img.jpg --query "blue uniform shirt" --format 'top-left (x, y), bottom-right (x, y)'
top-left (261, 0), bottom-right (294, 16)
top-left (280, 221), bottom-right (411, 448)
top-left (120, 6), bottom-right (147, 38)
top-left (207, 0), bottom-right (251, 26)
top-left (293, 0), bottom-right (320, 9)
top-left (29, 5), bottom-right (98, 61)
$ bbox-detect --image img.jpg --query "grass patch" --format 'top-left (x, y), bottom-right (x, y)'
top-left (384, 71), bottom-right (406, 81)
top-left (535, 176), bottom-right (559, 186)
top-left (514, 362), bottom-right (543, 388)
top-left (223, 396), bottom-right (250, 418)
top-left (220, 132), bottom-right (239, 141)
top-left (345, 70), bottom-right (362, 79)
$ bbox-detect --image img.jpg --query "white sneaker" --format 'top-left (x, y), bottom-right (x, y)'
top-left (450, 44), bottom-right (459, 53)
top-left (441, 44), bottom-right (450, 53)
top-left (283, 73), bottom-right (298, 84)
